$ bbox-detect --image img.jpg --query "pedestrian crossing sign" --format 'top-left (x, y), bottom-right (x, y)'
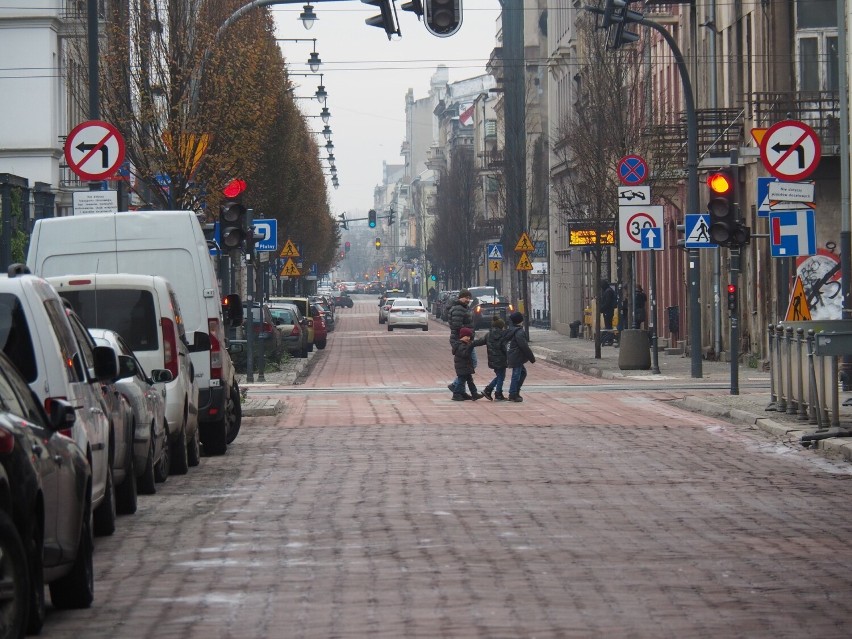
top-left (684, 214), bottom-right (717, 248)
top-left (514, 232), bottom-right (535, 252)
top-left (279, 239), bottom-right (300, 258)
top-left (487, 243), bottom-right (503, 259)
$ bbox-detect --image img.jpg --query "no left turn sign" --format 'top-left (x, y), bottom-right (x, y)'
top-left (64, 120), bottom-right (126, 181)
top-left (759, 119), bottom-right (821, 181)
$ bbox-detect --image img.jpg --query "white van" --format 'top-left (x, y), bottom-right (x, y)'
top-left (47, 273), bottom-right (200, 473)
top-left (28, 211), bottom-right (241, 455)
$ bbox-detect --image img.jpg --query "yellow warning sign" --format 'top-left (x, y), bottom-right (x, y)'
top-left (514, 232), bottom-right (535, 252)
top-left (489, 259), bottom-right (501, 272)
top-left (279, 258), bottom-right (301, 277)
top-left (279, 239), bottom-right (300, 258)
top-left (516, 252), bottom-right (533, 271)
top-left (785, 275), bottom-right (811, 321)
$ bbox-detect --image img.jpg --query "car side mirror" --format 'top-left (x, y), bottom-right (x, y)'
top-left (92, 345), bottom-right (119, 382)
top-left (187, 331), bottom-right (211, 353)
top-left (116, 354), bottom-right (137, 380)
top-left (149, 368), bottom-right (174, 384)
top-left (222, 294), bottom-right (243, 328)
top-left (45, 397), bottom-right (76, 432)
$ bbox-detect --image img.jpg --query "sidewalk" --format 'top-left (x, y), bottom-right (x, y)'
top-left (525, 326), bottom-right (852, 463)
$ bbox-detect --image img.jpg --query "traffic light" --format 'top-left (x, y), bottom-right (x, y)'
top-left (727, 284), bottom-right (738, 313)
top-left (375, 237), bottom-right (382, 250)
top-left (344, 241), bottom-right (350, 253)
top-left (220, 179), bottom-right (247, 250)
top-left (707, 170), bottom-right (736, 247)
top-left (338, 213), bottom-right (348, 230)
top-left (363, 0), bottom-right (400, 39)
top-left (590, 0), bottom-right (642, 49)
top-left (424, 0), bottom-right (462, 38)
top-left (430, 273), bottom-right (437, 282)
top-left (368, 209), bottom-right (377, 228)
top-left (387, 208), bottom-right (395, 225)
top-left (401, 0), bottom-right (423, 18)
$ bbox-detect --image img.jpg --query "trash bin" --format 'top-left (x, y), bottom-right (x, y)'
top-left (618, 329), bottom-right (651, 370)
top-left (569, 320), bottom-right (581, 338)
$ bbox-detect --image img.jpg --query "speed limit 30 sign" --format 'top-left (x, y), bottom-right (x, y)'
top-left (619, 206), bottom-right (664, 252)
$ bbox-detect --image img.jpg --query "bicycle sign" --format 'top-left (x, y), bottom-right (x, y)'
top-left (619, 206), bottom-right (663, 252)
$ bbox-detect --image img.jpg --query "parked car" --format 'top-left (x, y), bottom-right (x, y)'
top-left (0, 265), bottom-right (118, 539)
top-left (28, 211), bottom-right (242, 456)
top-left (269, 301), bottom-right (314, 353)
top-left (48, 273), bottom-right (201, 475)
top-left (333, 292), bottom-right (354, 308)
top-left (243, 303), bottom-right (283, 357)
top-left (379, 297), bottom-right (400, 325)
top-left (271, 297), bottom-right (326, 349)
top-left (0, 350), bottom-right (93, 632)
top-left (387, 298), bottom-right (429, 331)
top-left (311, 297), bottom-right (335, 332)
top-left (62, 301), bottom-right (135, 529)
top-left (89, 329), bottom-right (172, 495)
top-left (268, 304), bottom-right (309, 358)
top-left (310, 304), bottom-right (328, 350)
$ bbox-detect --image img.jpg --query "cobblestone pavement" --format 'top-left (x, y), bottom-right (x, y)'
top-left (38, 297), bottom-right (852, 638)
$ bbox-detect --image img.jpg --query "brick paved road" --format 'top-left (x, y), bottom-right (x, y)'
top-left (39, 298), bottom-right (852, 638)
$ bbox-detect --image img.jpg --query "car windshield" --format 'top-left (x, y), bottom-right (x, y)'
top-left (393, 299), bottom-right (422, 308)
top-left (468, 287), bottom-right (499, 301)
top-left (270, 308), bottom-right (295, 324)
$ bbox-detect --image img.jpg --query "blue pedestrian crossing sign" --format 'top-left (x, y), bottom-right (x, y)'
top-left (640, 227), bottom-right (663, 250)
top-left (684, 214), bottom-right (717, 248)
top-left (487, 243), bottom-right (503, 260)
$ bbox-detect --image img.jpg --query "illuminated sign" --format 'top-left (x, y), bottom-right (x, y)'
top-left (569, 228), bottom-right (615, 246)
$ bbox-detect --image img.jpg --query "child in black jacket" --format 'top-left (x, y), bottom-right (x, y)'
top-left (451, 327), bottom-right (486, 401)
top-left (483, 317), bottom-right (508, 401)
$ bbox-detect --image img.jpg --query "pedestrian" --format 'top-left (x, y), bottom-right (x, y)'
top-left (616, 284), bottom-right (630, 345)
top-left (505, 311), bottom-right (535, 402)
top-left (482, 316), bottom-right (508, 401)
top-left (427, 286), bottom-right (437, 305)
top-left (599, 279), bottom-right (616, 346)
top-left (447, 289), bottom-right (476, 397)
top-left (451, 327), bottom-right (486, 401)
top-left (634, 284), bottom-right (647, 329)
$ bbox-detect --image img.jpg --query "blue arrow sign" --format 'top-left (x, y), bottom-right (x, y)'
top-left (640, 226), bottom-right (662, 250)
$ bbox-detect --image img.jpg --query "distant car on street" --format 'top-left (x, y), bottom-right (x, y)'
top-left (387, 298), bottom-right (429, 331)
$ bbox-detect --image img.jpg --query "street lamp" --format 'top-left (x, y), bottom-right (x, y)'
top-left (274, 38), bottom-right (321, 72)
top-left (320, 104), bottom-right (331, 124)
top-left (299, 3), bottom-right (318, 30)
top-left (325, 140), bottom-right (334, 153)
top-left (321, 124), bottom-right (332, 141)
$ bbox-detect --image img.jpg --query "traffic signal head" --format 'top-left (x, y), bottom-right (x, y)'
top-left (727, 283), bottom-right (738, 312)
top-left (707, 170), bottom-right (736, 247)
top-left (363, 0), bottom-right (400, 39)
top-left (424, 0), bottom-right (462, 38)
top-left (344, 241), bottom-right (350, 252)
top-left (375, 237), bottom-right (382, 250)
top-left (387, 209), bottom-right (395, 225)
top-left (338, 213), bottom-right (348, 230)
top-left (401, 0), bottom-right (423, 17)
top-left (368, 209), bottom-right (377, 228)
top-left (219, 179), bottom-right (247, 250)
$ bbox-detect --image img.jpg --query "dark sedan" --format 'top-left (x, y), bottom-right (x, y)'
top-left (0, 351), bottom-right (93, 634)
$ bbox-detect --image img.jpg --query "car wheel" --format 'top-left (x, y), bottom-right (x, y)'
top-left (49, 490), bottom-right (94, 609)
top-left (24, 513), bottom-right (45, 635)
top-left (387, 325), bottom-right (393, 331)
top-left (0, 510), bottom-right (29, 638)
top-left (170, 419), bottom-right (189, 475)
top-left (115, 443), bottom-right (138, 515)
top-left (154, 425), bottom-right (170, 483)
top-left (93, 465), bottom-right (116, 537)
top-left (316, 339), bottom-right (327, 350)
top-left (138, 432), bottom-right (157, 495)
top-left (188, 425), bottom-right (201, 467)
top-left (225, 383), bottom-right (242, 445)
top-left (423, 326), bottom-right (429, 331)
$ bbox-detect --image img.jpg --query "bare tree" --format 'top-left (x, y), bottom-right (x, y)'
top-left (551, 16), bottom-right (648, 357)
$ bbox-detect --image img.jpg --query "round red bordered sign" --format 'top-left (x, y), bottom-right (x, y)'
top-left (618, 155), bottom-right (648, 186)
top-left (759, 119), bottom-right (821, 181)
top-left (64, 120), bottom-right (126, 181)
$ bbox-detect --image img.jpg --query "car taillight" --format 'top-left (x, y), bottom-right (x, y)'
top-left (209, 317), bottom-right (222, 379)
top-left (261, 322), bottom-right (273, 335)
top-left (474, 305), bottom-right (482, 314)
top-left (508, 304), bottom-right (515, 311)
top-left (45, 397), bottom-right (73, 438)
top-left (0, 427), bottom-right (14, 454)
top-left (162, 317), bottom-right (179, 378)
top-left (290, 325), bottom-right (301, 337)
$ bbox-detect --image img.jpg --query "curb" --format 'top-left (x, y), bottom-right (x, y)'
top-left (242, 398), bottom-right (283, 417)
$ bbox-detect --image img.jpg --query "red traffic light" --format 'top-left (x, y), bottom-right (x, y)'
top-left (707, 172), bottom-right (733, 195)
top-left (727, 284), bottom-right (736, 294)
top-left (222, 178), bottom-right (246, 198)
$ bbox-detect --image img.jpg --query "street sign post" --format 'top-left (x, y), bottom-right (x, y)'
top-left (252, 219), bottom-right (277, 252)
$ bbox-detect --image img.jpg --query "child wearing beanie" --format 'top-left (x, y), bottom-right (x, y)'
top-left (451, 326), bottom-right (486, 401)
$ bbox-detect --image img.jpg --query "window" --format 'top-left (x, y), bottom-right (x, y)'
top-left (796, 0), bottom-right (839, 92)
top-left (59, 289), bottom-right (159, 352)
top-left (0, 294), bottom-right (37, 383)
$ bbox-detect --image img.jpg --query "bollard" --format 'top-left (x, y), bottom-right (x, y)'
top-left (796, 328), bottom-right (808, 420)
top-left (767, 325), bottom-right (778, 410)
top-left (817, 348), bottom-right (829, 426)
top-left (776, 324), bottom-right (787, 412)
top-left (807, 330), bottom-right (821, 427)
top-left (786, 326), bottom-right (796, 415)
top-left (618, 329), bottom-right (651, 370)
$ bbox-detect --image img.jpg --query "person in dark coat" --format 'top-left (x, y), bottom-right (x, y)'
top-left (600, 279), bottom-right (616, 345)
top-left (451, 327), bottom-right (486, 401)
top-left (634, 284), bottom-right (647, 329)
top-left (447, 289), bottom-right (476, 396)
top-left (505, 311), bottom-right (535, 402)
top-left (483, 317), bottom-right (508, 401)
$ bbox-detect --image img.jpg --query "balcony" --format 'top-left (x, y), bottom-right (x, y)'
top-left (751, 91), bottom-right (840, 150)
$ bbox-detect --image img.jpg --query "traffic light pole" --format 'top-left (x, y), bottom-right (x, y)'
top-left (730, 247), bottom-right (740, 395)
